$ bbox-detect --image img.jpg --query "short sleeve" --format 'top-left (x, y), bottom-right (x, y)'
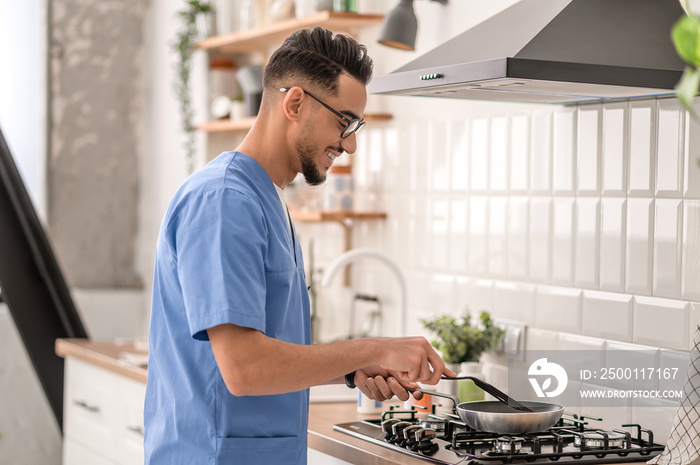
top-left (167, 187), bottom-right (268, 340)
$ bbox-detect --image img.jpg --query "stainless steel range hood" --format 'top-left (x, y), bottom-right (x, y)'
top-left (369, 0), bottom-right (687, 104)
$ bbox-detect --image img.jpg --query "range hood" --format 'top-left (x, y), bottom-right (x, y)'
top-left (369, 0), bottom-right (687, 104)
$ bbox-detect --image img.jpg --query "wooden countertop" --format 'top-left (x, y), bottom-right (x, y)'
top-left (56, 340), bottom-right (651, 465)
top-left (56, 338), bottom-right (148, 383)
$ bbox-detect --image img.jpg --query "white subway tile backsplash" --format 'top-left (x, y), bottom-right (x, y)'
top-left (428, 273), bottom-right (457, 314)
top-left (430, 121), bottom-right (449, 192)
top-left (558, 332), bottom-right (606, 351)
top-left (529, 198), bottom-right (551, 281)
top-left (431, 197), bottom-right (450, 270)
top-left (634, 296), bottom-right (689, 350)
top-left (530, 111), bottom-right (552, 193)
top-left (448, 198), bottom-right (468, 273)
top-left (460, 278), bottom-right (494, 313)
top-left (599, 198), bottom-right (626, 292)
top-left (630, 397), bottom-right (677, 445)
top-left (682, 200), bottom-right (700, 301)
top-left (625, 198), bottom-right (654, 295)
top-left (691, 304), bottom-right (700, 347)
top-left (377, 126), bottom-right (400, 191)
top-left (488, 197), bottom-right (508, 276)
top-left (602, 103), bottom-right (627, 195)
top-left (656, 99), bottom-right (684, 197)
top-left (577, 106), bottom-right (601, 194)
top-left (628, 101), bottom-right (655, 196)
top-left (653, 199), bottom-right (682, 298)
top-left (553, 108), bottom-right (576, 194)
top-left (327, 90), bottom-right (697, 429)
top-left (450, 120), bottom-right (469, 192)
top-left (492, 281), bottom-right (536, 322)
top-left (525, 327), bottom-right (560, 351)
top-left (470, 118), bottom-right (489, 192)
top-left (534, 285), bottom-right (581, 333)
top-left (490, 116), bottom-right (508, 192)
top-left (510, 114), bottom-right (529, 192)
top-left (685, 100), bottom-right (700, 198)
top-left (574, 198), bottom-right (600, 289)
top-left (582, 290), bottom-right (633, 341)
top-left (469, 196), bottom-right (488, 274)
top-left (659, 349), bottom-right (692, 393)
top-left (552, 198), bottom-right (575, 285)
top-left (508, 197), bottom-right (529, 279)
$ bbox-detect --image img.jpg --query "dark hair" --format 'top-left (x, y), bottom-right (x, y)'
top-left (263, 27), bottom-right (373, 95)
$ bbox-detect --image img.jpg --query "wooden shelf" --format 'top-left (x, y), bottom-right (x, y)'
top-left (290, 210), bottom-right (386, 222)
top-left (194, 11), bottom-right (384, 54)
top-left (196, 113), bottom-right (392, 133)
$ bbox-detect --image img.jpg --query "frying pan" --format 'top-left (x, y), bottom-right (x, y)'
top-left (456, 400), bottom-right (564, 434)
top-left (410, 388), bottom-right (564, 434)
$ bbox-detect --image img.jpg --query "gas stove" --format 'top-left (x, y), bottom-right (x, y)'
top-left (333, 406), bottom-right (665, 465)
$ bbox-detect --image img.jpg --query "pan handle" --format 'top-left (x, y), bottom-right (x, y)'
top-left (407, 388), bottom-right (460, 412)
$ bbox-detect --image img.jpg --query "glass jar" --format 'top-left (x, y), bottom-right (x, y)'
top-left (323, 165), bottom-right (353, 211)
top-left (333, 0), bottom-right (357, 12)
top-left (457, 362), bottom-right (485, 402)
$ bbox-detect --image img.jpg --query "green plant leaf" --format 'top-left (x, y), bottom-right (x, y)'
top-left (672, 15), bottom-right (700, 66)
top-left (675, 66), bottom-right (700, 112)
top-left (421, 309), bottom-right (504, 363)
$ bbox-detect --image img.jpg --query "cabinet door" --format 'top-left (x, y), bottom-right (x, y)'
top-left (63, 358), bottom-right (119, 460)
top-left (63, 436), bottom-right (114, 465)
top-left (117, 376), bottom-right (146, 465)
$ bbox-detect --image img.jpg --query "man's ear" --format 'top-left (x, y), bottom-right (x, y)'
top-left (281, 86), bottom-right (305, 122)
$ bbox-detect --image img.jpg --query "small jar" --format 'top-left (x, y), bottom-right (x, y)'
top-left (209, 58), bottom-right (238, 119)
top-left (333, 0), bottom-right (357, 12)
top-left (357, 391), bottom-right (384, 414)
top-left (323, 165), bottom-right (353, 211)
top-left (457, 362), bottom-right (485, 403)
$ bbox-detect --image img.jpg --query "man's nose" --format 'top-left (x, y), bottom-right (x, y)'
top-left (339, 132), bottom-right (357, 155)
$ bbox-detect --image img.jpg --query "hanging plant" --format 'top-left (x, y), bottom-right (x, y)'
top-left (172, 0), bottom-right (212, 174)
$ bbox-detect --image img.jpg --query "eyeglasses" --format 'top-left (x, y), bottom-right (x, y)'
top-left (280, 87), bottom-right (365, 139)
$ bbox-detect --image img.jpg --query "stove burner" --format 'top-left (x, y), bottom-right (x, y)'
top-left (494, 436), bottom-right (524, 453)
top-left (335, 409), bottom-right (665, 465)
top-left (573, 431), bottom-right (627, 449)
top-left (419, 416), bottom-right (448, 434)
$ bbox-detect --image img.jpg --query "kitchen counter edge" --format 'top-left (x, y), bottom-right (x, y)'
top-left (54, 340), bottom-right (651, 465)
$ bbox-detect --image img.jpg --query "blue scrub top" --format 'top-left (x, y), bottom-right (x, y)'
top-left (144, 151), bottom-right (311, 465)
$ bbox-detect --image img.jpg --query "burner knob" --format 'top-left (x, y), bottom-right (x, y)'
top-left (381, 419), bottom-right (400, 434)
top-left (402, 425), bottom-right (425, 448)
top-left (416, 428), bottom-right (437, 442)
top-left (389, 421), bottom-right (414, 444)
top-left (414, 428), bottom-right (438, 454)
top-left (418, 442), bottom-right (440, 456)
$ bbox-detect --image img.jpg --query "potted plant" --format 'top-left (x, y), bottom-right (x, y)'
top-left (421, 309), bottom-right (504, 401)
top-left (172, 1), bottom-right (213, 175)
top-left (421, 309), bottom-right (504, 364)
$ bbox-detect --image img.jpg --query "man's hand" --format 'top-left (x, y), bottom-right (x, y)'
top-left (354, 366), bottom-right (417, 402)
top-left (375, 336), bottom-right (456, 387)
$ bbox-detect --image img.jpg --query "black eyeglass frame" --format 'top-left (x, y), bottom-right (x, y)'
top-left (280, 87), bottom-right (365, 139)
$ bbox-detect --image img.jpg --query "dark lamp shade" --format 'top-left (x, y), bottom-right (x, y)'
top-left (378, 0), bottom-right (418, 51)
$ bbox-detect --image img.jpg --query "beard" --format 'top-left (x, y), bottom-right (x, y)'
top-left (296, 140), bottom-right (326, 186)
top-left (295, 123), bottom-right (328, 186)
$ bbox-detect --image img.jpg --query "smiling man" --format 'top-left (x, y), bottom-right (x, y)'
top-left (143, 27), bottom-right (453, 465)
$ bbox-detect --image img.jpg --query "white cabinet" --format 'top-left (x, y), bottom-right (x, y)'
top-left (62, 357), bottom-right (145, 465)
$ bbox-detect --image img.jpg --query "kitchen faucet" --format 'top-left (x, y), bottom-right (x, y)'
top-left (320, 248), bottom-right (407, 337)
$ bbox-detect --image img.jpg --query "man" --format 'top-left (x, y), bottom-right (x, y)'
top-left (144, 27), bottom-right (453, 464)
